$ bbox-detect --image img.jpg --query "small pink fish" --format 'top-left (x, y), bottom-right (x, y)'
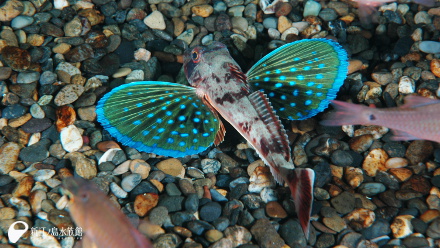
top-left (63, 177), bottom-right (152, 248)
top-left (321, 95), bottom-right (440, 143)
top-left (352, 0), bottom-right (435, 24)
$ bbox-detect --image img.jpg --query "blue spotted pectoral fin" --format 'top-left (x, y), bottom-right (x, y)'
top-left (247, 38), bottom-right (348, 120)
top-left (96, 81), bottom-right (223, 157)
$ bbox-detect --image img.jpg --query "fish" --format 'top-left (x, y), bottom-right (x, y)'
top-left (320, 95), bottom-right (440, 143)
top-left (352, 0), bottom-right (435, 24)
top-left (62, 177), bottom-right (152, 248)
top-left (96, 39), bottom-right (348, 238)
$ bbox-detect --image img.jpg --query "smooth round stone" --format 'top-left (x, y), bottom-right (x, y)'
top-left (165, 183), bottom-right (182, 196)
top-left (263, 17), bottom-right (277, 29)
top-left (2, 104), bottom-right (27, 119)
top-left (110, 182), bottom-right (128, 198)
top-left (19, 140), bottom-right (50, 163)
top-left (184, 193), bottom-right (199, 213)
top-left (260, 188), bottom-right (278, 203)
top-left (11, 15), bottom-right (34, 29)
top-left (149, 206), bottom-right (169, 226)
top-left (331, 191), bottom-right (355, 214)
top-left (156, 158), bottom-right (185, 178)
top-left (213, 1), bottom-right (227, 12)
top-left (359, 182), bottom-right (386, 196)
top-left (34, 169), bottom-right (56, 182)
top-left (419, 41), bottom-right (440, 54)
top-left (144, 11), bottom-right (166, 30)
top-left (200, 202), bottom-right (222, 222)
top-left (303, 0), bottom-right (321, 17)
top-left (414, 11), bottom-right (431, 24)
top-left (331, 150), bottom-right (353, 167)
top-left (30, 104), bottom-right (45, 119)
top-left (398, 76), bottom-right (415, 94)
top-left (210, 189), bottom-right (227, 202)
top-left (40, 71), bottom-right (57, 85)
top-left (60, 125), bottom-right (83, 152)
top-left (121, 173), bottom-right (142, 192)
top-left (0, 142), bottom-right (20, 174)
top-left (231, 16), bottom-right (248, 32)
top-left (201, 159), bottom-right (221, 174)
top-left (54, 84), bottom-right (85, 106)
top-left (319, 8), bottom-right (337, 21)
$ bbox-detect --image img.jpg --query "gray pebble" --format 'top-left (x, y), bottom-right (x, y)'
top-left (121, 173), bottom-right (142, 192)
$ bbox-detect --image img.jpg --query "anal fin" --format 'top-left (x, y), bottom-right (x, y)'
top-left (286, 168), bottom-right (315, 239)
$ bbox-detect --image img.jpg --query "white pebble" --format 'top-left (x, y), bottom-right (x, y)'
top-left (56, 195), bottom-right (69, 210)
top-left (143, 11), bottom-right (166, 30)
top-left (398, 76), bottom-right (415, 94)
top-left (281, 27), bottom-right (299, 41)
top-left (260, 188), bottom-right (278, 203)
top-left (60, 125), bottom-right (83, 152)
top-left (28, 133), bottom-right (41, 146)
top-left (268, 28), bottom-right (280, 40)
top-left (134, 48), bottom-right (151, 62)
top-left (110, 182), bottom-right (128, 198)
top-left (31, 230), bottom-right (61, 248)
top-left (34, 169), bottom-right (56, 182)
top-left (98, 148), bottom-right (121, 164)
top-left (303, 0), bottom-right (321, 17)
top-left (113, 160), bottom-right (131, 175)
top-left (54, 0), bottom-right (69, 9)
top-left (126, 70), bottom-right (144, 81)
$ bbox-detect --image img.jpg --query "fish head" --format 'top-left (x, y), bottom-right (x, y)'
top-left (183, 41), bottom-right (236, 88)
top-left (62, 177), bottom-right (96, 223)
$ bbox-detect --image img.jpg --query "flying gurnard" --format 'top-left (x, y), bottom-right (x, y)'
top-left (321, 95), bottom-right (440, 143)
top-left (96, 39), bottom-right (348, 237)
top-left (62, 177), bottom-right (152, 248)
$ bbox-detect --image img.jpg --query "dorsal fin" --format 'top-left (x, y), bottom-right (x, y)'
top-left (401, 95), bottom-right (440, 108)
top-left (248, 90), bottom-right (291, 161)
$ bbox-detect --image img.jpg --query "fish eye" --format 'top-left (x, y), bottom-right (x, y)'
top-left (192, 50), bottom-right (201, 63)
top-left (80, 192), bottom-right (89, 202)
top-left (369, 114), bottom-right (376, 121)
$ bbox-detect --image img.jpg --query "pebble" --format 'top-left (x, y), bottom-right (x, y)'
top-left (265, 201), bottom-right (287, 218)
top-left (144, 11), bottom-right (166, 30)
top-left (201, 158), bottom-right (221, 174)
top-left (420, 41), bottom-right (440, 54)
top-left (398, 76), bottom-right (415, 94)
top-left (121, 173), bottom-right (142, 192)
top-left (363, 148), bottom-right (389, 177)
top-left (110, 181), bottom-right (128, 198)
top-left (200, 201), bottom-right (222, 222)
top-left (30, 230), bottom-right (61, 248)
top-left (331, 191), bottom-right (355, 214)
top-left (359, 182), bottom-right (386, 196)
top-left (134, 193), bottom-right (159, 217)
top-left (251, 218), bottom-right (285, 247)
top-left (224, 225), bottom-right (252, 247)
top-left (345, 208), bottom-right (375, 231)
top-left (192, 4), bottom-right (213, 17)
top-left (303, 0), bottom-right (321, 17)
top-left (323, 215), bottom-right (347, 232)
top-left (60, 125), bottom-right (83, 152)
top-left (248, 166), bottom-right (275, 193)
top-left (156, 158), bottom-right (185, 178)
top-left (391, 215), bottom-right (414, 238)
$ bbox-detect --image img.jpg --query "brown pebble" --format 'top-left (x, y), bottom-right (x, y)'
top-left (402, 175), bottom-right (431, 195)
top-left (58, 168), bottom-right (74, 179)
top-left (1, 46), bottom-right (31, 71)
top-left (0, 0), bottom-right (23, 22)
top-left (401, 52), bottom-right (421, 63)
top-left (9, 113), bottom-right (32, 128)
top-left (430, 58), bottom-right (440, 78)
top-left (97, 141), bottom-right (121, 152)
top-left (344, 167), bottom-right (364, 188)
top-left (405, 140), bottom-right (433, 165)
top-left (347, 59), bottom-right (363, 74)
top-left (275, 2), bottom-right (292, 17)
top-left (311, 221), bottom-right (337, 234)
top-left (134, 193), bottom-right (159, 217)
top-left (265, 201), bottom-right (287, 218)
top-left (56, 105), bottom-right (76, 132)
top-left (12, 176), bottom-right (34, 197)
top-left (78, 8), bottom-right (104, 26)
top-left (173, 226), bottom-right (192, 238)
top-left (388, 168), bottom-right (412, 182)
top-left (348, 134), bottom-right (373, 153)
top-left (420, 209), bottom-right (440, 223)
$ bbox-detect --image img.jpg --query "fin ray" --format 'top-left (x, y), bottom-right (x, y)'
top-left (96, 81), bottom-right (223, 157)
top-left (247, 39), bottom-right (348, 120)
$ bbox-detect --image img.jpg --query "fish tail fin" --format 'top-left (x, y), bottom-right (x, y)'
top-left (320, 100), bottom-right (368, 126)
top-left (286, 168), bottom-right (315, 239)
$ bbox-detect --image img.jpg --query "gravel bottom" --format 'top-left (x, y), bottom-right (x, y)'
top-left (1, 0), bottom-right (440, 247)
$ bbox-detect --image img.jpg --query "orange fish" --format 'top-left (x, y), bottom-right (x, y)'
top-left (62, 177), bottom-right (152, 248)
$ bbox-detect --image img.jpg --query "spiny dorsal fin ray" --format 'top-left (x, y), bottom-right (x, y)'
top-left (247, 38), bottom-right (348, 120)
top-left (248, 90), bottom-right (291, 162)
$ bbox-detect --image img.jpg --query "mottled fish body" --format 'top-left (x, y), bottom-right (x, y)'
top-left (63, 177), bottom-right (152, 248)
top-left (96, 39), bottom-right (349, 238)
top-left (321, 95), bottom-right (440, 142)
